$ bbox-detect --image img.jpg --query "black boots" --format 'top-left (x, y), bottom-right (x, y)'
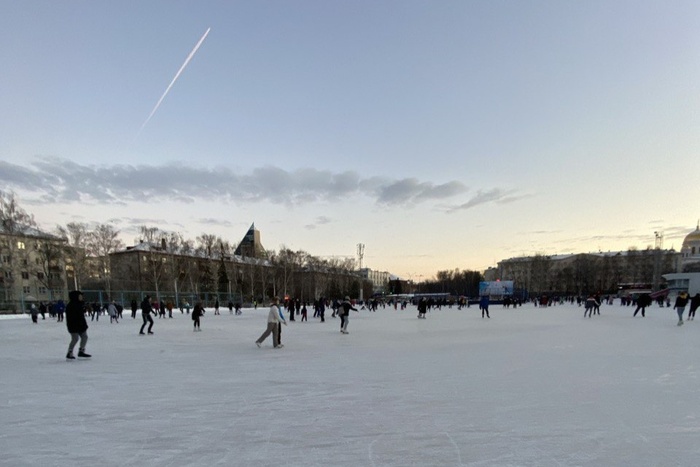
top-left (78, 349), bottom-right (91, 358)
top-left (66, 352), bottom-right (75, 359)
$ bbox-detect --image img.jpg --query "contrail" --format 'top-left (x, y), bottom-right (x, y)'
top-left (136, 27), bottom-right (211, 137)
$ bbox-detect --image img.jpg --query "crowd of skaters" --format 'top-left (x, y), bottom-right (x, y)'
top-left (17, 288), bottom-right (700, 357)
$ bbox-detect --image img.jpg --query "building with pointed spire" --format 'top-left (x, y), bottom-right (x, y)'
top-left (234, 223), bottom-right (266, 259)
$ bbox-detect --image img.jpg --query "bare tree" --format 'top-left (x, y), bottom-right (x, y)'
top-left (35, 236), bottom-right (67, 300)
top-left (56, 222), bottom-right (90, 290)
top-left (87, 223), bottom-right (124, 297)
top-left (137, 226), bottom-right (168, 300)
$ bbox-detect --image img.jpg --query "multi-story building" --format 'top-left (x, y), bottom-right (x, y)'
top-left (495, 249), bottom-right (681, 296)
top-left (0, 225), bottom-right (68, 311)
top-left (358, 268), bottom-right (391, 294)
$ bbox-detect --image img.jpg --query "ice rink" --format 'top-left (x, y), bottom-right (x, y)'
top-left (2, 301), bottom-right (699, 466)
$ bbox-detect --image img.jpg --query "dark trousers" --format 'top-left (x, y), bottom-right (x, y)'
top-left (140, 314), bottom-right (154, 333)
top-left (193, 317), bottom-right (200, 329)
top-left (633, 306), bottom-right (646, 317)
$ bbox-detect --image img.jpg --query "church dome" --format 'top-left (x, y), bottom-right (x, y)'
top-left (682, 224), bottom-right (700, 247)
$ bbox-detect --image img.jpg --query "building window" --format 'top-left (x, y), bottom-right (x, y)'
top-left (37, 272), bottom-right (44, 280)
top-left (38, 287), bottom-right (47, 294)
top-left (21, 272), bottom-right (29, 279)
top-left (1, 255), bottom-right (9, 263)
top-left (17, 241), bottom-right (25, 249)
top-left (5, 271), bottom-right (12, 279)
top-left (23, 286), bottom-right (31, 294)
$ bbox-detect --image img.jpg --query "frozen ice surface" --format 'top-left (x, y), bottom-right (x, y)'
top-left (2, 302), bottom-right (699, 466)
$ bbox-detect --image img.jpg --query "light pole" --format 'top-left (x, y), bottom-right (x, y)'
top-left (357, 243), bottom-right (365, 301)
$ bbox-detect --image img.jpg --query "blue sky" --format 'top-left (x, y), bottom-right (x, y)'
top-left (1, 1), bottom-right (699, 279)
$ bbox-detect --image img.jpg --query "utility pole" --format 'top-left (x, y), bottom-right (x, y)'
top-left (357, 243), bottom-right (365, 301)
top-left (652, 231), bottom-right (663, 291)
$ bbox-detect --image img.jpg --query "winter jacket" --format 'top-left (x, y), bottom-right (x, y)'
top-left (675, 293), bottom-right (689, 309)
top-left (690, 294), bottom-right (700, 312)
top-left (141, 298), bottom-right (153, 315)
top-left (339, 300), bottom-right (357, 316)
top-left (267, 305), bottom-right (281, 324)
top-left (66, 291), bottom-right (88, 334)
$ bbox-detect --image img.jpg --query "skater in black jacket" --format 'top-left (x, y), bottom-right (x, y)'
top-left (192, 302), bottom-right (204, 331)
top-left (65, 290), bottom-right (90, 359)
top-left (140, 296), bottom-right (155, 334)
top-left (675, 292), bottom-right (689, 326)
top-left (339, 296), bottom-right (358, 334)
top-left (633, 293), bottom-right (651, 317)
top-left (688, 293), bottom-right (700, 321)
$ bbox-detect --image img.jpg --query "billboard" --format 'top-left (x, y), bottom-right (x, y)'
top-left (479, 281), bottom-right (514, 297)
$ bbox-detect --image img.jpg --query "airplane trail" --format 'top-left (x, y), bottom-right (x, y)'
top-left (137, 27), bottom-right (211, 137)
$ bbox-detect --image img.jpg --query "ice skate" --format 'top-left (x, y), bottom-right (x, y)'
top-left (66, 352), bottom-right (75, 360)
top-left (78, 349), bottom-right (91, 358)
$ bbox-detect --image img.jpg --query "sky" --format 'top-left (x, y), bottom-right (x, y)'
top-left (1, 1), bottom-right (699, 280)
top-left (2, 302), bottom-right (700, 466)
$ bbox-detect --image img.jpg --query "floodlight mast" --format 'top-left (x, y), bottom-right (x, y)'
top-left (357, 243), bottom-right (365, 301)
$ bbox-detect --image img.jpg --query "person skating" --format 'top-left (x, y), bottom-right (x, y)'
top-left (688, 293), bottom-right (700, 321)
top-left (480, 295), bottom-right (490, 318)
top-left (65, 290), bottom-right (90, 359)
top-left (633, 293), bottom-right (651, 317)
top-left (674, 292), bottom-right (689, 326)
top-left (584, 295), bottom-right (598, 318)
top-left (30, 304), bottom-right (39, 323)
top-left (417, 297), bottom-right (428, 319)
top-left (130, 299), bottom-right (138, 319)
top-left (339, 296), bottom-right (358, 334)
top-left (139, 295), bottom-right (155, 334)
top-left (192, 302), bottom-right (204, 331)
top-left (54, 300), bottom-right (65, 322)
top-left (255, 297), bottom-right (285, 348)
top-left (108, 301), bottom-right (119, 323)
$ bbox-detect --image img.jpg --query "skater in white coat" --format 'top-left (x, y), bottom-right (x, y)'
top-left (256, 297), bottom-right (285, 348)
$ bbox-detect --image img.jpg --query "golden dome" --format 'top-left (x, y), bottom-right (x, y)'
top-left (682, 224), bottom-right (700, 246)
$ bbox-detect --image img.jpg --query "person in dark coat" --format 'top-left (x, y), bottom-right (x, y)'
top-left (339, 296), bottom-right (358, 334)
top-left (30, 304), bottom-right (39, 323)
top-left (139, 295), bottom-right (155, 334)
top-left (417, 297), bottom-right (428, 319)
top-left (633, 293), bottom-right (651, 317)
top-left (130, 299), bottom-right (138, 319)
top-left (65, 290), bottom-right (90, 359)
top-left (675, 292), bottom-right (689, 326)
top-left (688, 293), bottom-right (700, 321)
top-left (191, 302), bottom-right (204, 331)
top-left (479, 295), bottom-right (490, 318)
